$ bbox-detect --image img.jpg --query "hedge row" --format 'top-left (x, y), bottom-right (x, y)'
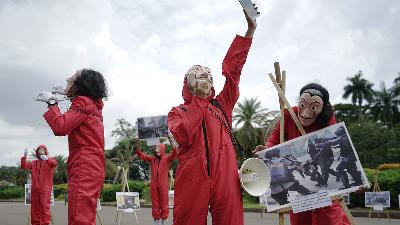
top-left (0, 187), bottom-right (24, 199)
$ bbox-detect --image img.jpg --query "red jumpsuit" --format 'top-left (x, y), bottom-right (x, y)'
top-left (136, 144), bottom-right (177, 220)
top-left (21, 145), bottom-right (57, 225)
top-left (44, 96), bottom-right (105, 225)
top-left (168, 35), bottom-right (252, 225)
top-left (265, 107), bottom-right (351, 225)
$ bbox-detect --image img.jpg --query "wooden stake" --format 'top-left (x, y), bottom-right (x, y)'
top-left (269, 73), bottom-right (306, 135)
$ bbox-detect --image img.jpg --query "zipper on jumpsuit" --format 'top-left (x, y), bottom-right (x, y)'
top-left (201, 119), bottom-right (211, 177)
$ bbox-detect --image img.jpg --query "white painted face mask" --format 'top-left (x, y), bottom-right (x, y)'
top-left (65, 70), bottom-right (81, 97)
top-left (185, 65), bottom-right (213, 97)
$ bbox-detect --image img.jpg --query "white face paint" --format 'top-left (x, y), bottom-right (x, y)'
top-left (298, 93), bottom-right (323, 126)
top-left (185, 65), bottom-right (213, 98)
top-left (65, 70), bottom-right (81, 97)
top-left (37, 148), bottom-right (46, 156)
top-left (154, 145), bottom-right (161, 156)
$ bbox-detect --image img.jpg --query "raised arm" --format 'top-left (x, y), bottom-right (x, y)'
top-left (167, 147), bottom-right (178, 162)
top-left (21, 156), bottom-right (32, 170)
top-left (216, 10), bottom-right (255, 117)
top-left (168, 96), bottom-right (209, 147)
top-left (43, 97), bottom-right (88, 136)
top-left (136, 148), bottom-right (154, 162)
top-left (48, 158), bottom-right (58, 168)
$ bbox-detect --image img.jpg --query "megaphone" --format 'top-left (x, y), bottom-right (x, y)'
top-left (239, 158), bottom-right (270, 197)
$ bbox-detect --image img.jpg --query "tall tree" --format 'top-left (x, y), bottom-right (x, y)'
top-left (371, 83), bottom-right (400, 127)
top-left (233, 98), bottom-right (277, 159)
top-left (343, 70), bottom-right (374, 107)
top-left (53, 155), bottom-right (67, 184)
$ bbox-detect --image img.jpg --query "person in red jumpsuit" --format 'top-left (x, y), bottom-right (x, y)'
top-left (40, 69), bottom-right (108, 225)
top-left (254, 83), bottom-right (351, 225)
top-left (135, 143), bottom-right (177, 225)
top-left (167, 10), bottom-right (257, 225)
top-left (21, 144), bottom-right (57, 225)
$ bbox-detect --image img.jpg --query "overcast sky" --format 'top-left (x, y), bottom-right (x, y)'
top-left (0, 0), bottom-right (399, 166)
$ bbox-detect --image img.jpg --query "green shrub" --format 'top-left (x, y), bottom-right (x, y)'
top-left (0, 187), bottom-right (24, 199)
top-left (349, 168), bottom-right (400, 209)
top-left (100, 180), bottom-right (149, 202)
top-left (53, 183), bottom-right (68, 198)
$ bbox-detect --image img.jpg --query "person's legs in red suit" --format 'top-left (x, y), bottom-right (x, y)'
top-left (290, 210), bottom-right (312, 225)
top-left (39, 190), bottom-right (52, 225)
top-left (159, 186), bottom-right (169, 220)
top-left (30, 190), bottom-right (41, 225)
top-left (68, 171), bottom-right (103, 225)
top-left (151, 185), bottom-right (161, 221)
top-left (173, 162), bottom-right (210, 225)
top-left (312, 201), bottom-right (350, 225)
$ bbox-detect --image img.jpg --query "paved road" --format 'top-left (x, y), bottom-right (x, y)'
top-left (0, 202), bottom-right (398, 225)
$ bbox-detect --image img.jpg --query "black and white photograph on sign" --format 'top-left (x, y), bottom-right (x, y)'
top-left (116, 192), bottom-right (140, 212)
top-left (168, 190), bottom-right (174, 208)
top-left (343, 193), bottom-right (350, 205)
top-left (25, 184), bottom-right (31, 205)
top-left (256, 122), bottom-right (368, 212)
top-left (137, 115), bottom-right (168, 140)
top-left (25, 184), bottom-right (54, 206)
top-left (365, 191), bottom-right (390, 208)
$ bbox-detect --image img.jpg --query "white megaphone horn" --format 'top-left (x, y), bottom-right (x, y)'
top-left (239, 158), bottom-right (270, 197)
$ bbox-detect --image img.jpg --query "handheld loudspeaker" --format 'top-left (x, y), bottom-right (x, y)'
top-left (239, 158), bottom-right (270, 196)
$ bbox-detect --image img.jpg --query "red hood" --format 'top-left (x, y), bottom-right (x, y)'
top-left (182, 79), bottom-right (215, 104)
top-left (73, 96), bottom-right (104, 118)
top-left (36, 144), bottom-right (48, 158)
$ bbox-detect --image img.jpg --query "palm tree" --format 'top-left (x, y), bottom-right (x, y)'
top-left (343, 70), bottom-right (374, 107)
top-left (371, 83), bottom-right (400, 127)
top-left (233, 98), bottom-right (277, 159)
top-left (53, 155), bottom-right (68, 184)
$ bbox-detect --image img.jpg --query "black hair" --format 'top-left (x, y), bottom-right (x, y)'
top-left (299, 83), bottom-right (333, 127)
top-left (74, 69), bottom-right (108, 100)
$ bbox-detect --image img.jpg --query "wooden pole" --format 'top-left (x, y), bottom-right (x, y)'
top-left (269, 73), bottom-right (306, 135)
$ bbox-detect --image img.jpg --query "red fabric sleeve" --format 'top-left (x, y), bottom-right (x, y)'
top-left (167, 147), bottom-right (177, 163)
top-left (136, 149), bottom-right (154, 162)
top-left (168, 96), bottom-right (209, 147)
top-left (216, 35), bottom-right (253, 120)
top-left (43, 98), bottom-right (88, 136)
top-left (265, 119), bottom-right (281, 148)
top-left (21, 156), bottom-right (32, 170)
top-left (48, 158), bottom-right (58, 168)
top-left (328, 114), bottom-right (337, 125)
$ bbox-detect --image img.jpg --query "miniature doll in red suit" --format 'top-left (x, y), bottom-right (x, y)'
top-left (39, 69), bottom-right (108, 225)
top-left (254, 83), bottom-right (351, 225)
top-left (21, 145), bottom-right (57, 225)
top-left (167, 10), bottom-right (257, 225)
top-left (135, 143), bottom-right (177, 225)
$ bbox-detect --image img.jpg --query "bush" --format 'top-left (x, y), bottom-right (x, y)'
top-left (0, 187), bottom-right (24, 199)
top-left (100, 180), bottom-right (149, 202)
top-left (53, 183), bottom-right (68, 198)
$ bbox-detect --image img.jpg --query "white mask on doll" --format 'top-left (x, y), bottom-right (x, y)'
top-left (185, 65), bottom-right (213, 98)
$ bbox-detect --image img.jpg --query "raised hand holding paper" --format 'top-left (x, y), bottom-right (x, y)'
top-left (238, 0), bottom-right (260, 22)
